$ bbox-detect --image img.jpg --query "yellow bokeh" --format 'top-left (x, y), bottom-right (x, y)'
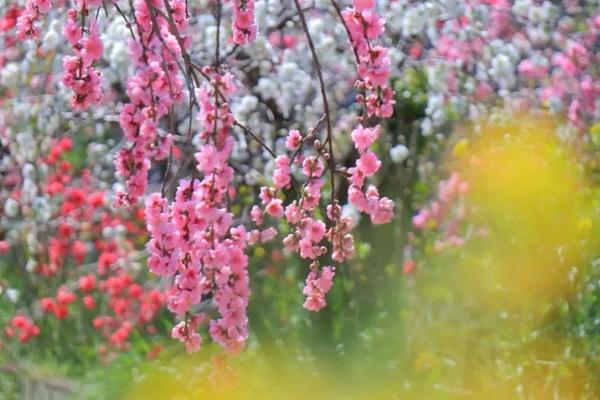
top-left (450, 116), bottom-right (594, 312)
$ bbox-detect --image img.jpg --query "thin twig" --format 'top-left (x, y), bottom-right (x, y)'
top-left (113, 3), bottom-right (136, 42)
top-left (234, 121), bottom-right (277, 158)
top-left (329, 0), bottom-right (360, 64)
top-left (292, 0), bottom-right (336, 199)
top-left (215, 0), bottom-right (222, 68)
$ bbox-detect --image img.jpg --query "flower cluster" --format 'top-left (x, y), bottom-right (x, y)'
top-left (253, 123), bottom-right (360, 310)
top-left (134, 0), bottom-right (397, 341)
top-left (255, 147), bottom-right (339, 310)
top-left (231, 0), bottom-right (257, 45)
top-left (302, 265), bottom-right (335, 312)
top-left (62, 1), bottom-right (104, 110)
top-left (172, 314), bottom-right (203, 353)
top-left (16, 0), bottom-right (50, 40)
top-left (348, 124), bottom-right (394, 225)
top-left (115, 0), bottom-right (187, 205)
top-left (242, 0), bottom-right (397, 312)
top-left (341, 1), bottom-right (395, 227)
top-left (342, 0), bottom-right (394, 118)
top-left (145, 70), bottom-right (250, 354)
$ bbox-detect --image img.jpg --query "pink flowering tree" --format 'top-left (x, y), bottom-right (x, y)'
top-left (0, 0), bottom-right (397, 357)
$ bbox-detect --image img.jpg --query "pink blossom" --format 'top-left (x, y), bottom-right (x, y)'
top-left (81, 23), bottom-right (103, 66)
top-left (371, 197), bottom-right (394, 224)
top-left (285, 130), bottom-right (302, 150)
top-left (356, 152), bottom-right (381, 177)
top-left (351, 125), bottom-right (380, 152)
top-left (16, 0), bottom-right (51, 39)
top-left (265, 199), bottom-right (284, 218)
top-left (353, 0), bottom-right (375, 11)
top-left (250, 205), bottom-right (263, 225)
top-left (284, 202), bottom-right (302, 224)
top-left (302, 156), bottom-right (325, 178)
top-left (272, 155), bottom-right (291, 189)
top-left (302, 266), bottom-right (336, 312)
top-left (553, 53), bottom-right (578, 76)
top-left (231, 0), bottom-right (257, 45)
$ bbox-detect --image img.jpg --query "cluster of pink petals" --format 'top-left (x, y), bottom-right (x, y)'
top-left (412, 172), bottom-right (468, 252)
top-left (285, 129), bottom-right (302, 150)
top-left (340, 1), bottom-right (395, 228)
top-left (272, 155), bottom-right (291, 189)
top-left (432, 29), bottom-right (485, 67)
top-left (272, 154), bottom-right (331, 262)
top-left (302, 265), bottom-right (335, 312)
top-left (544, 39), bottom-right (599, 128)
top-left (238, 0), bottom-right (396, 313)
top-left (16, 0), bottom-right (50, 39)
top-left (252, 128), bottom-right (357, 311)
top-left (145, 193), bottom-right (179, 277)
top-left (172, 314), bottom-right (203, 353)
top-left (348, 125), bottom-right (394, 225)
top-left (62, 3), bottom-right (103, 110)
top-left (15, 1), bottom-right (105, 109)
top-left (146, 71), bottom-right (250, 354)
top-left (342, 0), bottom-right (394, 118)
top-left (115, 0), bottom-right (187, 205)
top-left (230, 0), bottom-right (257, 45)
